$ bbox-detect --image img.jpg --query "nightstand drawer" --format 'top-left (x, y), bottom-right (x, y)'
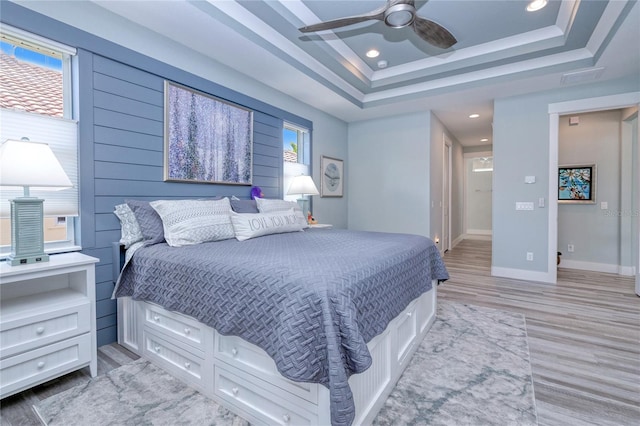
top-left (0, 333), bottom-right (91, 399)
top-left (0, 300), bottom-right (91, 358)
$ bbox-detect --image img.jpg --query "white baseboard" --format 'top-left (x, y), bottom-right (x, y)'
top-left (560, 259), bottom-right (636, 276)
top-left (451, 235), bottom-right (464, 249)
top-left (466, 229), bottom-right (492, 236)
top-left (463, 233), bottom-right (492, 241)
top-left (491, 266), bottom-right (555, 284)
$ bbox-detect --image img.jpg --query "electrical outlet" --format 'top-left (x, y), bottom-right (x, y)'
top-left (526, 252), bottom-right (534, 261)
top-left (568, 244), bottom-right (574, 252)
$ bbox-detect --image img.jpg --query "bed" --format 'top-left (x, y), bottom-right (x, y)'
top-left (112, 199), bottom-right (448, 426)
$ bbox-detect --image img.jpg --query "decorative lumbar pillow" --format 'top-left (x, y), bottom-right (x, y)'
top-left (231, 210), bottom-right (304, 241)
top-left (150, 198), bottom-right (235, 247)
top-left (126, 199), bottom-right (166, 246)
top-left (254, 198), bottom-right (308, 228)
top-left (114, 203), bottom-right (144, 249)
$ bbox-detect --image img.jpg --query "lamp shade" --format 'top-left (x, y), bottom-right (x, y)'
top-left (287, 175), bottom-right (319, 196)
top-left (0, 139), bottom-right (73, 189)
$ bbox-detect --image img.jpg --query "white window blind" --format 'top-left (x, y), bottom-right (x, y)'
top-left (0, 109), bottom-right (79, 217)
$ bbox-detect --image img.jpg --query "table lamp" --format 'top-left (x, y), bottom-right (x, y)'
top-left (287, 175), bottom-right (319, 215)
top-left (0, 138), bottom-right (73, 266)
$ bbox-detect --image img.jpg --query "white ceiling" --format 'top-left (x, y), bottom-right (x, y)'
top-left (14, 0), bottom-right (640, 146)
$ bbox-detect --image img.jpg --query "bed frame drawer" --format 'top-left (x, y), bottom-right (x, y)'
top-left (143, 303), bottom-right (208, 355)
top-left (214, 364), bottom-right (318, 426)
top-left (215, 333), bottom-right (317, 404)
top-left (395, 300), bottom-right (418, 366)
top-left (142, 329), bottom-right (213, 396)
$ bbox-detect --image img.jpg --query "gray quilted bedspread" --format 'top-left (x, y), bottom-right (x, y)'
top-left (114, 228), bottom-right (448, 425)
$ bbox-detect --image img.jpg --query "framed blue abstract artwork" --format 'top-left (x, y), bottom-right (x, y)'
top-left (164, 81), bottom-right (253, 185)
top-left (558, 164), bottom-right (596, 204)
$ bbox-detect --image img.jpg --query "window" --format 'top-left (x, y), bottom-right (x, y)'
top-left (0, 26), bottom-right (79, 256)
top-left (283, 123), bottom-right (311, 203)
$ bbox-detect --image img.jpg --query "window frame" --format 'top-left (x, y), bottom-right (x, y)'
top-left (0, 26), bottom-right (80, 257)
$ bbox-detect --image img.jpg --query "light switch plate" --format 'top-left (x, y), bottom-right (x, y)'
top-left (600, 201), bottom-right (608, 210)
top-left (516, 202), bottom-right (534, 211)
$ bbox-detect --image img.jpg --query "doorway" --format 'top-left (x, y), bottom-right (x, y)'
top-left (548, 92), bottom-right (640, 285)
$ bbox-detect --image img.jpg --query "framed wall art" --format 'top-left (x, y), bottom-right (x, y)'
top-left (164, 81), bottom-right (253, 185)
top-left (558, 164), bottom-right (596, 204)
top-left (320, 156), bottom-right (343, 197)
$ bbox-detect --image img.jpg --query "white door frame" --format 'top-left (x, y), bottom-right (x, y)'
top-left (442, 133), bottom-right (452, 253)
top-left (548, 92), bottom-right (640, 285)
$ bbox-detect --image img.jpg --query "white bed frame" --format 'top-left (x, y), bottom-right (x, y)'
top-left (117, 283), bottom-right (437, 425)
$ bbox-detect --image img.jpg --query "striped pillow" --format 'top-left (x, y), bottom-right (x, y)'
top-left (150, 198), bottom-right (234, 247)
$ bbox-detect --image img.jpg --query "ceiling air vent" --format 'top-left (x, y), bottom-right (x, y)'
top-left (560, 67), bottom-right (605, 85)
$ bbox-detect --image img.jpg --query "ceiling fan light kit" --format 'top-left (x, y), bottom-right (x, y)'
top-left (384, 3), bottom-right (415, 28)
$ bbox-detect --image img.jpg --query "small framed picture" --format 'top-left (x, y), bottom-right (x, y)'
top-left (558, 164), bottom-right (596, 204)
top-left (320, 156), bottom-right (343, 197)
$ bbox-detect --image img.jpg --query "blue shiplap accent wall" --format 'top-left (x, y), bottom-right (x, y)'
top-left (2, 2), bottom-right (311, 346)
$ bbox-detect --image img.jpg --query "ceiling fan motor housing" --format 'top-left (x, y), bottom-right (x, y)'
top-left (384, 3), bottom-right (416, 28)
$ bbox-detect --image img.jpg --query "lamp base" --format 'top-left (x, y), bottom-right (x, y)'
top-left (8, 252), bottom-right (49, 266)
top-left (9, 197), bottom-right (49, 266)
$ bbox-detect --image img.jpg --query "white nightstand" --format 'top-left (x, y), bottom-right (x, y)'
top-left (308, 224), bottom-right (333, 229)
top-left (0, 252), bottom-right (99, 398)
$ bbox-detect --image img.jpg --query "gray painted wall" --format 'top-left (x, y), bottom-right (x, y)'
top-left (347, 111), bottom-right (464, 247)
top-left (558, 110), bottom-right (622, 267)
top-left (3, 2), bottom-right (349, 345)
top-left (347, 112), bottom-right (431, 237)
top-left (492, 76), bottom-right (640, 276)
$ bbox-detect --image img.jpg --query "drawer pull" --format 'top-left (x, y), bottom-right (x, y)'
top-left (184, 362), bottom-right (191, 369)
top-left (184, 327), bottom-right (191, 335)
top-left (153, 315), bottom-right (160, 322)
top-left (231, 348), bottom-right (238, 357)
top-left (154, 346), bottom-right (161, 353)
top-left (37, 361), bottom-right (45, 369)
top-left (283, 414), bottom-right (291, 423)
top-left (231, 387), bottom-right (239, 396)
top-left (35, 326), bottom-right (45, 335)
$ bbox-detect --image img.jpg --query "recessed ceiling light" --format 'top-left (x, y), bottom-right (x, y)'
top-left (526, 0), bottom-right (548, 12)
top-left (366, 49), bottom-right (380, 58)
top-left (377, 60), bottom-right (388, 69)
top-left (469, 113), bottom-right (480, 119)
top-left (480, 138), bottom-right (489, 142)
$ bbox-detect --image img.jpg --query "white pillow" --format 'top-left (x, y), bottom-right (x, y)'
top-left (254, 198), bottom-right (308, 228)
top-left (150, 198), bottom-right (234, 247)
top-left (231, 209), bottom-right (304, 241)
top-left (114, 203), bottom-right (144, 248)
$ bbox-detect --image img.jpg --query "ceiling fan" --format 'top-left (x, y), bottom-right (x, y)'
top-left (298, 0), bottom-right (457, 49)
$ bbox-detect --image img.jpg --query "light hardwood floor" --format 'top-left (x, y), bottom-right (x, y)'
top-left (439, 239), bottom-right (639, 426)
top-left (1, 239), bottom-right (638, 425)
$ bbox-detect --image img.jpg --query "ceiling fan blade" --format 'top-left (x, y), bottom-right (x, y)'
top-left (412, 16), bottom-right (457, 49)
top-left (299, 5), bottom-right (386, 33)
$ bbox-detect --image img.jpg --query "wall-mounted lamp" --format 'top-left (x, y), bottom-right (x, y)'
top-left (0, 138), bottom-right (72, 265)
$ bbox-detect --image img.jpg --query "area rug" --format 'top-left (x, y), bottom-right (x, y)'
top-left (34, 302), bottom-right (537, 425)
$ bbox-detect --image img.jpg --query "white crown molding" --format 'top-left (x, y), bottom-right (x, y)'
top-left (207, 0), bottom-right (365, 102)
top-left (586, 0), bottom-right (630, 55)
top-left (364, 48), bottom-right (593, 104)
